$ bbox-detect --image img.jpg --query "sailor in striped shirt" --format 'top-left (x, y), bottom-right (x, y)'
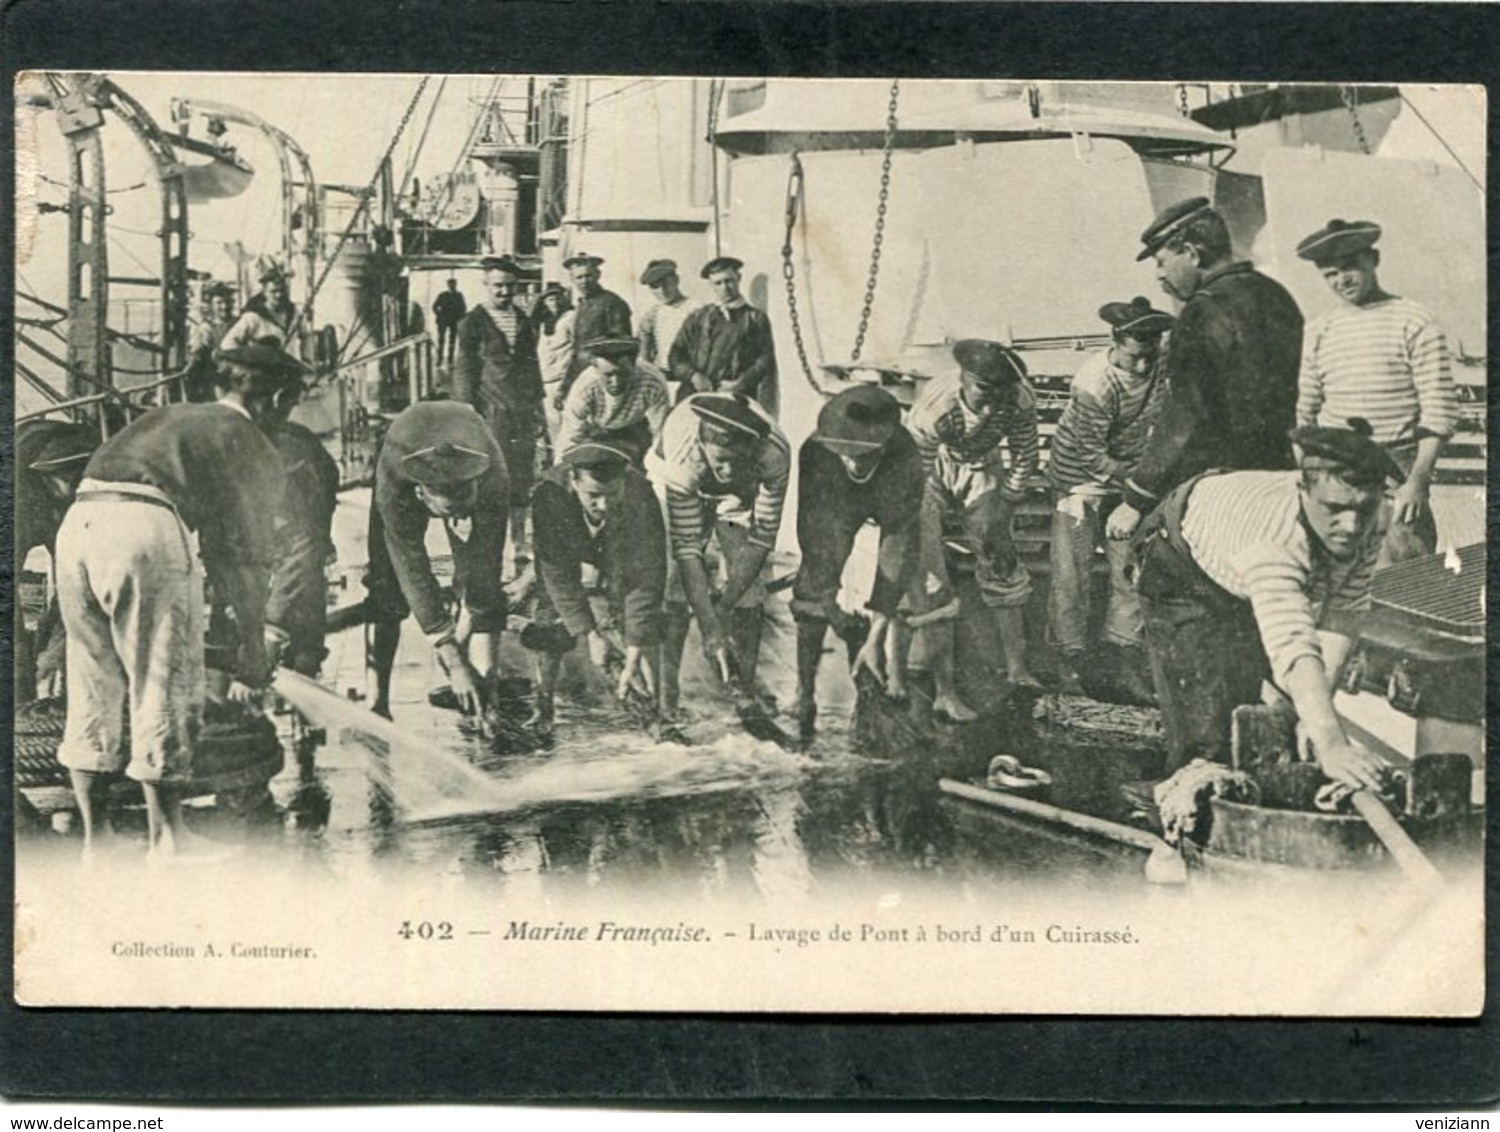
top-left (554, 336), bottom-right (672, 462)
top-left (1294, 219), bottom-right (1458, 563)
top-left (1045, 298), bottom-right (1171, 701)
top-left (901, 339), bottom-right (1040, 722)
top-left (646, 393), bottom-right (791, 717)
top-left (1134, 420), bottom-right (1399, 790)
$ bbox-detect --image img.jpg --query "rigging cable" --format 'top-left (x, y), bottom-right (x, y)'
top-left (1397, 93), bottom-right (1482, 192)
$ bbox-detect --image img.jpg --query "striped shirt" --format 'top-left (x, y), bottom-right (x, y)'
top-left (647, 396), bottom-right (791, 560)
top-left (1180, 471), bottom-right (1384, 686)
top-left (555, 361), bottom-right (672, 455)
top-left (906, 373), bottom-right (1040, 501)
top-left (639, 296), bottom-right (706, 367)
top-left (1297, 296), bottom-right (1458, 445)
top-left (1047, 349), bottom-right (1167, 494)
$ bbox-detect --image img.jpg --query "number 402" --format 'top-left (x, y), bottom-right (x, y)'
top-left (398, 921), bottom-right (454, 941)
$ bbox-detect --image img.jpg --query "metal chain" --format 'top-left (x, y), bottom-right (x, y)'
top-left (294, 74), bottom-right (432, 342)
top-left (779, 153), bottom-right (819, 391)
top-left (850, 80), bottom-right (900, 363)
top-left (1176, 83), bottom-right (1190, 117)
top-left (1341, 84), bottom-right (1372, 156)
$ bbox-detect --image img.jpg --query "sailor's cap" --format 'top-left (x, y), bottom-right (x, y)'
top-left (563, 251), bottom-right (605, 270)
top-left (256, 257), bottom-right (292, 282)
top-left (401, 440), bottom-right (492, 487)
top-left (28, 426), bottom-right (97, 475)
top-left (480, 255), bottom-right (524, 276)
top-left (688, 393), bottom-right (771, 441)
top-left (1099, 296), bottom-right (1175, 337)
top-left (640, 259), bottom-right (679, 286)
top-left (559, 437), bottom-right (637, 472)
top-left (813, 385), bottom-right (903, 456)
top-left (581, 335), bottom-right (640, 360)
top-left (700, 255), bottom-right (745, 279)
top-left (952, 339), bottom-right (1027, 387)
top-left (216, 342), bottom-right (309, 393)
top-left (1296, 219), bottom-right (1382, 264)
top-left (1136, 196), bottom-right (1215, 261)
top-left (1291, 417), bottom-right (1404, 488)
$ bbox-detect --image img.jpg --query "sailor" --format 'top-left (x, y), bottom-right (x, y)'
top-left (559, 251), bottom-right (632, 404)
top-left (636, 258), bottom-right (705, 379)
top-left (432, 277), bottom-right (468, 367)
top-left (791, 385), bottom-right (923, 741)
top-left (524, 438), bottom-right (669, 736)
top-left (903, 339), bottom-right (1041, 722)
top-left (553, 335), bottom-right (672, 462)
top-left (1294, 218), bottom-right (1458, 564)
top-left (647, 392), bottom-right (791, 719)
top-left (669, 256), bottom-right (778, 414)
top-left (1133, 420), bottom-right (1398, 790)
top-left (364, 401), bottom-right (510, 721)
top-left (1045, 297), bottom-right (1173, 701)
top-left (53, 348), bottom-right (288, 862)
top-left (531, 281), bottom-right (576, 438)
top-left (14, 420), bottom-right (99, 701)
top-left (452, 255), bottom-right (544, 568)
top-left (184, 282), bottom-right (237, 402)
top-left (251, 346), bottom-right (341, 677)
top-left (1109, 198), bottom-right (1304, 541)
top-left (220, 258), bottom-right (296, 352)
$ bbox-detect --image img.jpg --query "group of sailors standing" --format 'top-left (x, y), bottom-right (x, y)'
top-left (28, 190), bottom-right (1459, 863)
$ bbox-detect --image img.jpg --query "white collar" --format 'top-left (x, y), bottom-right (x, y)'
top-left (217, 396), bottom-right (252, 422)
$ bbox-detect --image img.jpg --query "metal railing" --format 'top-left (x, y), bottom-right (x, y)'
top-left (320, 330), bottom-right (436, 487)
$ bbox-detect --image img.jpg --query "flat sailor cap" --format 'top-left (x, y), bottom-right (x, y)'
top-left (28, 426), bottom-right (97, 475)
top-left (1295, 219), bottom-right (1382, 264)
top-left (216, 342), bottom-right (310, 393)
top-left (1291, 417), bottom-right (1404, 488)
top-left (563, 251), bottom-right (605, 269)
top-left (814, 385), bottom-right (903, 455)
top-left (480, 255), bottom-right (523, 276)
top-left (581, 335), bottom-right (640, 359)
top-left (1099, 296), bottom-right (1175, 337)
top-left (700, 255), bottom-right (745, 278)
top-left (1136, 196), bottom-right (1214, 261)
top-left (952, 339), bottom-right (1027, 387)
top-left (640, 259), bottom-right (678, 286)
top-left (688, 392), bottom-right (771, 441)
top-left (559, 437), bottom-right (637, 471)
top-left (401, 440), bottom-right (492, 487)
top-left (256, 256), bottom-right (292, 282)
top-left (540, 281), bottom-right (569, 298)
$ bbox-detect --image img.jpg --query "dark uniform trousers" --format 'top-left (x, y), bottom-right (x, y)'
top-left (1134, 477), bottom-right (1272, 774)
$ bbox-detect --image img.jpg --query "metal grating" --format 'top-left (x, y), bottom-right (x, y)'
top-left (1370, 542), bottom-right (1485, 637)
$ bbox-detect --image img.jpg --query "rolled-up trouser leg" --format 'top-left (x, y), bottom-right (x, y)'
top-left (1046, 493), bottom-right (1095, 653)
top-left (1102, 530), bottom-right (1144, 648)
top-left (966, 489), bottom-right (1031, 610)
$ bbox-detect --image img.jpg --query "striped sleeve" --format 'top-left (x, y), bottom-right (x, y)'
top-left (1236, 542), bottom-right (1326, 687)
top-left (1002, 388), bottom-right (1039, 500)
top-left (1296, 318), bottom-right (1327, 430)
top-left (748, 432), bottom-right (792, 549)
top-left (1408, 312), bottom-right (1459, 438)
top-left (665, 485), bottom-right (707, 561)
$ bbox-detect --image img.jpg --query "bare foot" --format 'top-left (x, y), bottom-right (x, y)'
top-left (932, 693), bottom-right (979, 724)
top-left (147, 829), bottom-right (241, 869)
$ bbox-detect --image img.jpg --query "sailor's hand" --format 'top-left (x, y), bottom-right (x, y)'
top-left (1316, 740), bottom-right (1390, 793)
top-left (617, 646), bottom-right (655, 701)
top-left (851, 619), bottom-right (888, 689)
top-left (701, 630), bottom-right (734, 685)
top-left (691, 372), bottom-right (712, 394)
top-left (438, 642), bottom-right (484, 715)
top-left (1391, 478), bottom-right (1430, 525)
top-left (1106, 502), bottom-right (1142, 541)
top-left (227, 680), bottom-right (265, 710)
top-left (262, 627), bottom-right (288, 670)
top-left (454, 606), bottom-right (474, 647)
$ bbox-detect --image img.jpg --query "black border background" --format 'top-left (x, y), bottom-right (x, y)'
top-left (2, 0), bottom-right (1497, 1107)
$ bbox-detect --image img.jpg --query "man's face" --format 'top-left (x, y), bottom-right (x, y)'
top-left (263, 277), bottom-right (288, 306)
top-left (1112, 333), bottom-right (1161, 376)
top-left (593, 354), bottom-right (634, 396)
top-left (706, 268), bottom-right (741, 305)
top-left (1319, 252), bottom-right (1380, 307)
top-left (1301, 472), bottom-right (1383, 561)
top-left (571, 468), bottom-right (626, 525)
top-left (649, 273), bottom-right (683, 304)
top-left (210, 295), bottom-right (232, 321)
top-left (1153, 244), bottom-right (1201, 302)
top-left (959, 370), bottom-right (1006, 414)
top-left (569, 263), bottom-right (601, 296)
top-left (837, 449), bottom-right (884, 481)
top-left (484, 271), bottom-right (515, 306)
top-left (701, 438), bottom-right (748, 483)
top-left (415, 480), bottom-right (480, 519)
top-left (543, 292), bottom-right (565, 314)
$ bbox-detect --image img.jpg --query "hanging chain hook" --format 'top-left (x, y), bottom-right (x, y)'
top-left (850, 80), bottom-right (900, 363)
top-left (779, 152), bottom-right (819, 391)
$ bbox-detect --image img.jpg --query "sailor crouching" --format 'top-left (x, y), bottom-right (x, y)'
top-left (791, 385), bottom-right (922, 742)
top-left (364, 401), bottom-right (510, 721)
top-left (1134, 419), bottom-right (1399, 790)
top-left (54, 350), bottom-right (290, 863)
top-left (523, 439), bottom-right (668, 736)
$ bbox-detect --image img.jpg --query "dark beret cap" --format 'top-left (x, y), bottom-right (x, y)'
top-left (814, 385), bottom-right (902, 455)
top-left (1136, 196), bottom-right (1214, 261)
top-left (952, 339), bottom-right (1027, 387)
top-left (700, 255), bottom-right (745, 278)
top-left (640, 259), bottom-right (679, 286)
top-left (401, 440), bottom-right (492, 487)
top-left (1291, 417), bottom-right (1404, 487)
top-left (1295, 219), bottom-right (1382, 264)
top-left (1099, 296), bottom-right (1175, 336)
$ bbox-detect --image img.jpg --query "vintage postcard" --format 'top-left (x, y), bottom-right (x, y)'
top-left (12, 73), bottom-right (1486, 1015)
